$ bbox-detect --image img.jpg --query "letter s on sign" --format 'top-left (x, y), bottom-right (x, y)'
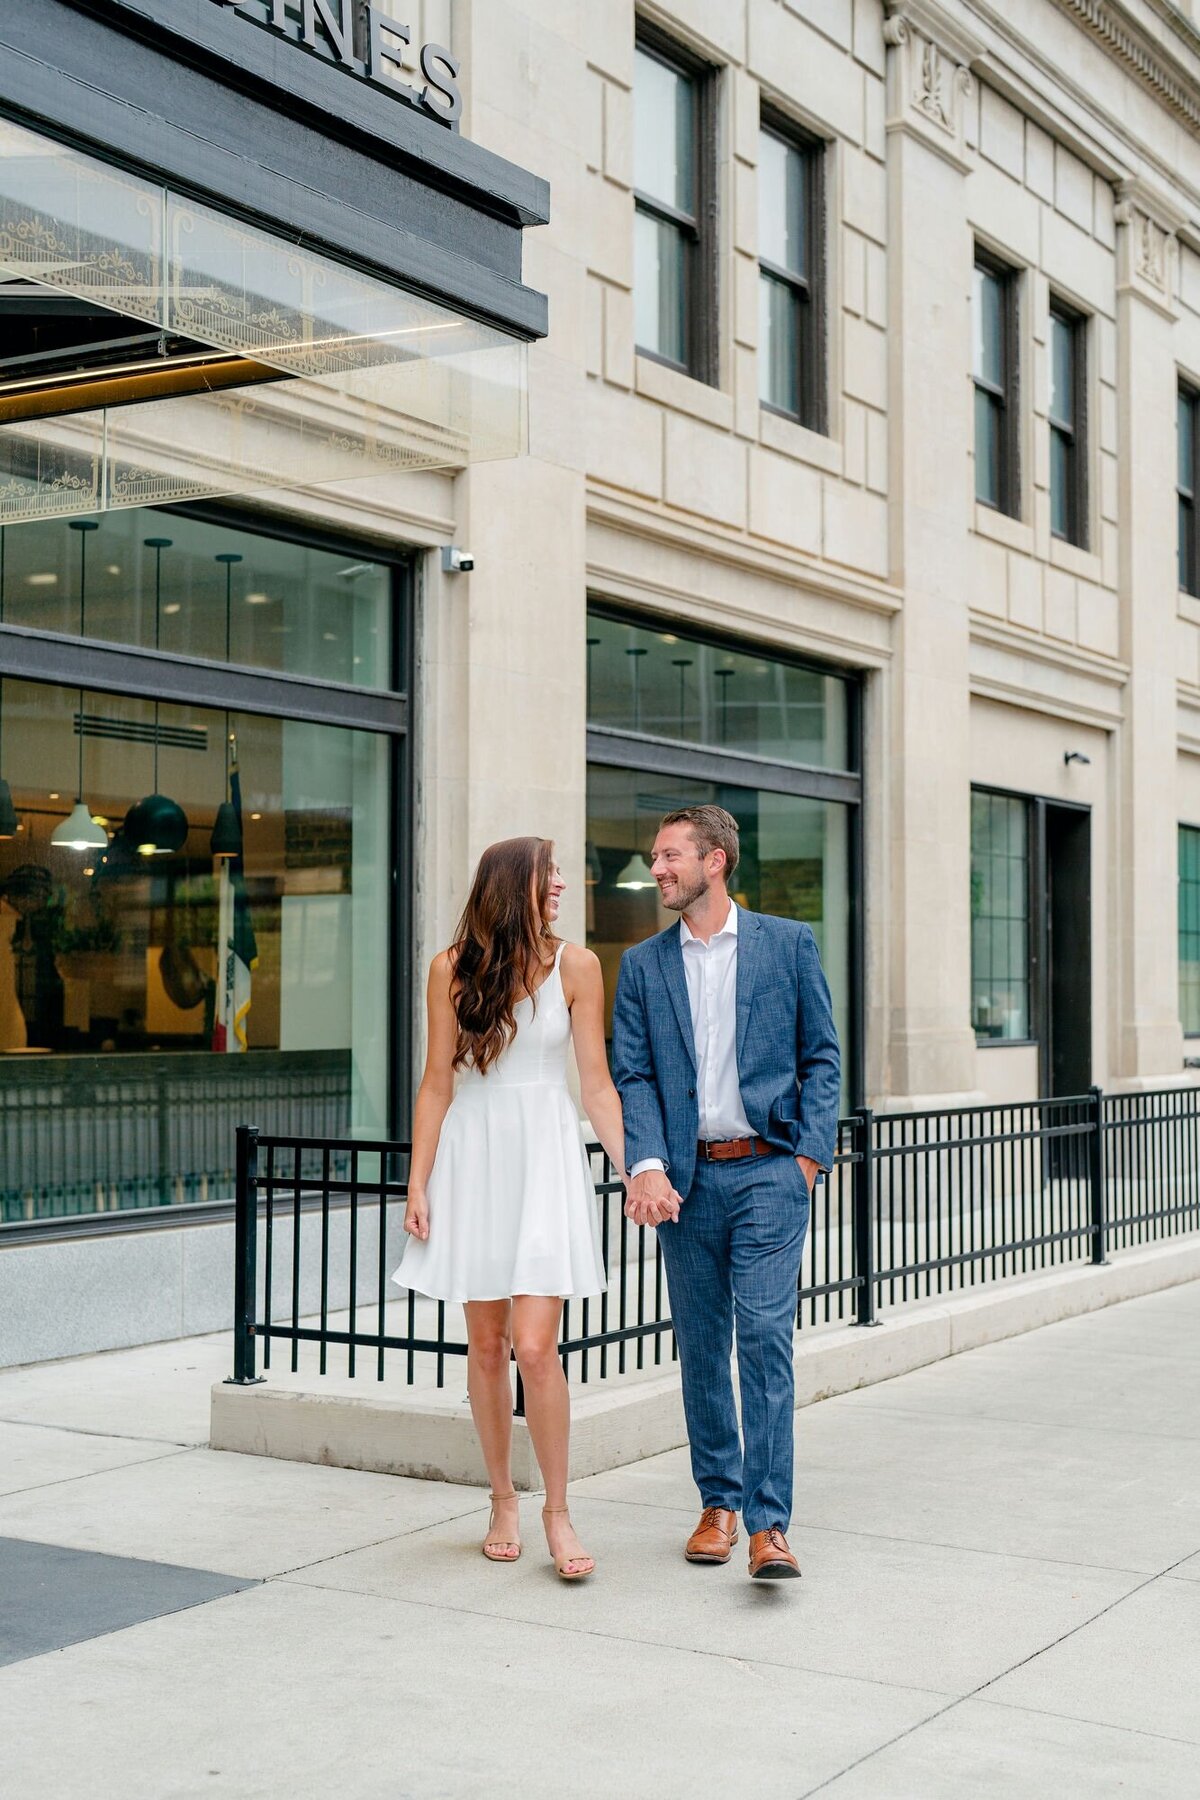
top-left (419, 43), bottom-right (462, 125)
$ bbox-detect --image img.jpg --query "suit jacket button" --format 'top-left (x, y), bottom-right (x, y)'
top-left (687, 1088), bottom-right (696, 1098)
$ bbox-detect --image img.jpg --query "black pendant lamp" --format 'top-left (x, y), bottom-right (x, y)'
top-left (125, 536), bottom-right (188, 857)
top-left (210, 552), bottom-right (243, 860)
top-left (0, 526), bottom-right (16, 839)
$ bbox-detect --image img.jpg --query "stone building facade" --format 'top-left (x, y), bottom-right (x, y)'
top-left (414, 0), bottom-right (1200, 1112)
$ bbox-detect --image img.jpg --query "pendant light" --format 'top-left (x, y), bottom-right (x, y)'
top-left (51, 521), bottom-right (107, 853)
top-left (615, 852), bottom-right (656, 891)
top-left (125, 536), bottom-right (188, 857)
top-left (210, 552), bottom-right (243, 860)
top-left (0, 526), bottom-right (17, 838)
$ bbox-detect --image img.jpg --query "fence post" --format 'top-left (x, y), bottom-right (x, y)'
top-left (853, 1108), bottom-right (879, 1327)
top-left (1088, 1085), bottom-right (1108, 1266)
top-left (227, 1125), bottom-right (264, 1385)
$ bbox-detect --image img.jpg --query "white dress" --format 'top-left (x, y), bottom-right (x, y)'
top-left (393, 945), bottom-right (607, 1303)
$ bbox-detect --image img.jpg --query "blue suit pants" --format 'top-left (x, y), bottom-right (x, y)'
top-left (658, 1153), bottom-right (810, 1535)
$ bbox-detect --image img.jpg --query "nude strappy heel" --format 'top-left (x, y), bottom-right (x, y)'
top-left (542, 1505), bottom-right (594, 1580)
top-left (482, 1491), bottom-right (522, 1562)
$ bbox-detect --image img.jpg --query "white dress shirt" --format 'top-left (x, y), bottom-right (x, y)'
top-left (631, 900), bottom-right (753, 1178)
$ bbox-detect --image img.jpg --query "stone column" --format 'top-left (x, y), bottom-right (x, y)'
top-left (879, 0), bottom-right (981, 1101)
top-left (1113, 179), bottom-right (1187, 1081)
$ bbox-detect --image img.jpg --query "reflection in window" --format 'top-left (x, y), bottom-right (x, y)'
top-left (758, 121), bottom-right (823, 429)
top-left (633, 38), bottom-right (709, 378)
top-left (971, 789), bottom-right (1030, 1041)
top-left (586, 611), bottom-right (852, 771)
top-left (973, 254), bottom-right (1018, 517)
top-left (586, 764), bottom-right (850, 1100)
top-left (0, 679), bottom-right (389, 1221)
top-left (0, 511), bottom-right (393, 690)
top-left (1179, 824), bottom-right (1200, 1035)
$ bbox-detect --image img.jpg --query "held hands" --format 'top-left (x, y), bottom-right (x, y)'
top-left (624, 1168), bottom-right (684, 1229)
top-left (403, 1189), bottom-right (430, 1241)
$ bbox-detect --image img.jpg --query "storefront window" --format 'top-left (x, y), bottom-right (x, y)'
top-left (0, 511), bottom-right (393, 690)
top-left (585, 608), bottom-right (859, 1105)
top-left (0, 678), bottom-right (392, 1223)
top-left (587, 611), bottom-right (850, 769)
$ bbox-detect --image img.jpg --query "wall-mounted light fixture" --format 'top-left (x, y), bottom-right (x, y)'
top-left (1063, 751), bottom-right (1092, 767)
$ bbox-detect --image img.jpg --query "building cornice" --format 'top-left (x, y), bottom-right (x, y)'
top-left (1042, 0), bottom-right (1200, 139)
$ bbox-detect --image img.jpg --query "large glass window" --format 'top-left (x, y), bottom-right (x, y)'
top-left (1179, 824), bottom-right (1200, 1035)
top-left (634, 36), bottom-right (713, 381)
top-left (0, 510), bottom-right (393, 689)
top-left (587, 612), bottom-right (850, 769)
top-left (971, 789), bottom-right (1030, 1041)
top-left (758, 120), bottom-right (823, 430)
top-left (1049, 303), bottom-right (1086, 548)
top-left (1179, 386), bottom-right (1199, 598)
top-left (973, 254), bottom-right (1019, 517)
top-left (586, 608), bottom-right (859, 1103)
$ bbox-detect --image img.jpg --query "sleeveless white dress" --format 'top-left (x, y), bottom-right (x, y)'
top-left (393, 945), bottom-right (607, 1302)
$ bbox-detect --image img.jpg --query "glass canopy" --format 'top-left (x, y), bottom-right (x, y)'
top-left (0, 117), bottom-right (527, 523)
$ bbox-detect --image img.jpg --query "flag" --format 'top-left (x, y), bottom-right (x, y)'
top-left (213, 764), bottom-right (258, 1053)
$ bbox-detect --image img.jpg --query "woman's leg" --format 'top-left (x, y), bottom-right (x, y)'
top-left (464, 1299), bottom-right (519, 1554)
top-left (511, 1294), bottom-right (592, 1573)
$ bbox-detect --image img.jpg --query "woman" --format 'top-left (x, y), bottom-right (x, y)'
top-left (395, 837), bottom-right (624, 1580)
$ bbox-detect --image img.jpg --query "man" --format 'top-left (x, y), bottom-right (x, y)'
top-left (611, 805), bottom-right (840, 1580)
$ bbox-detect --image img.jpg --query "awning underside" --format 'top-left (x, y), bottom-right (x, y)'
top-left (0, 117), bottom-right (526, 524)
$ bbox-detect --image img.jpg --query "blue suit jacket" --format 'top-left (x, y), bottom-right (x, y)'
top-left (611, 907), bottom-right (841, 1199)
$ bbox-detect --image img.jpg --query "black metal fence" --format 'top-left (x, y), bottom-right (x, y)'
top-left (229, 1085), bottom-right (1200, 1394)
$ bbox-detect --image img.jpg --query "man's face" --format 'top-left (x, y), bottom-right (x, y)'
top-left (650, 823), bottom-right (719, 913)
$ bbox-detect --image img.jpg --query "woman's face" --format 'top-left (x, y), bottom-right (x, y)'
top-left (542, 859), bottom-right (565, 926)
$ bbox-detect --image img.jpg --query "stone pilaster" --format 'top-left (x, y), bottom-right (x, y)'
top-left (1113, 178), bottom-right (1187, 1080)
top-left (880, 0), bottom-right (982, 1102)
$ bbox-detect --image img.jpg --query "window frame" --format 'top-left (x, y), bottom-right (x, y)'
top-left (632, 24), bottom-right (718, 386)
top-left (1048, 299), bottom-right (1088, 550)
top-left (1179, 383), bottom-right (1200, 598)
top-left (585, 598), bottom-right (864, 1105)
top-left (1179, 822), bottom-right (1200, 1037)
top-left (757, 111), bottom-right (826, 434)
top-left (970, 784), bottom-right (1036, 1048)
top-left (973, 249), bottom-right (1021, 520)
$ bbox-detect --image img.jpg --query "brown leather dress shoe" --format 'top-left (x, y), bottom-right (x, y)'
top-left (748, 1527), bottom-right (801, 1579)
top-left (685, 1507), bottom-right (739, 1564)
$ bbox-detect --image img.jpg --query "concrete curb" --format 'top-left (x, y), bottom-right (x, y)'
top-left (210, 1236), bottom-right (1200, 1486)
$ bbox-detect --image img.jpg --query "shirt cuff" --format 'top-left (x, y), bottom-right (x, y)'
top-left (630, 1158), bottom-right (667, 1178)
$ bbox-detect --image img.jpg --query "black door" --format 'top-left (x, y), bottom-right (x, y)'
top-left (1042, 802), bottom-right (1092, 1099)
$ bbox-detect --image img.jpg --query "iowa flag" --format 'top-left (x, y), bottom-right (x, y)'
top-left (213, 765), bottom-right (258, 1053)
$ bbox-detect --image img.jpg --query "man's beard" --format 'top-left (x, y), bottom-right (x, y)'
top-left (658, 867), bottom-right (710, 913)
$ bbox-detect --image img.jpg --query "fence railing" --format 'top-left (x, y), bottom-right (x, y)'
top-left (228, 1085), bottom-right (1200, 1397)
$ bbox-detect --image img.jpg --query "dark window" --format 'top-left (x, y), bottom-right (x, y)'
top-left (1049, 302), bottom-right (1087, 547)
top-left (1179, 386), bottom-right (1199, 597)
top-left (971, 789), bottom-right (1031, 1041)
top-left (973, 254), bottom-right (1019, 517)
top-left (585, 606), bottom-right (861, 1106)
top-left (1180, 825), bottom-right (1200, 1034)
top-left (633, 33), bottom-right (715, 382)
top-left (758, 119), bottom-right (824, 431)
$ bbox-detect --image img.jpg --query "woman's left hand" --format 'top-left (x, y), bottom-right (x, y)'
top-left (403, 1191), bottom-right (430, 1241)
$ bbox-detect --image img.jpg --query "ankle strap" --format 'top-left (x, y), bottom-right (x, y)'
top-left (541, 1505), bottom-right (569, 1514)
top-left (489, 1491), bottom-right (518, 1502)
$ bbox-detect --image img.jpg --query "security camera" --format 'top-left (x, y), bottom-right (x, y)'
top-left (441, 546), bottom-right (474, 574)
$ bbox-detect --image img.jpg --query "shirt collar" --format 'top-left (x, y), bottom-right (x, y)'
top-left (679, 899), bottom-right (738, 948)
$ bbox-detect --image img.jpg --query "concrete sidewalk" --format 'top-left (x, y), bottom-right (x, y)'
top-left (1, 1285), bottom-right (1198, 1798)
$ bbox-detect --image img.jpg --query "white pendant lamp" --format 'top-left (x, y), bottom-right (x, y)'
top-left (615, 852), bottom-right (656, 891)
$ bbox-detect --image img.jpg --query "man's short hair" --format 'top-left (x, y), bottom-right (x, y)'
top-left (659, 804), bottom-right (740, 878)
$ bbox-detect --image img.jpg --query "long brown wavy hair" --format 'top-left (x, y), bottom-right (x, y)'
top-left (449, 837), bottom-right (556, 1073)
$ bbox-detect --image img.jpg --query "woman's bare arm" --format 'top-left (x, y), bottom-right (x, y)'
top-left (563, 943), bottom-right (626, 1183)
top-left (404, 952), bottom-right (457, 1239)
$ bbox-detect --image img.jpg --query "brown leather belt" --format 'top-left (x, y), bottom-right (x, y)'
top-left (697, 1136), bottom-right (781, 1162)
